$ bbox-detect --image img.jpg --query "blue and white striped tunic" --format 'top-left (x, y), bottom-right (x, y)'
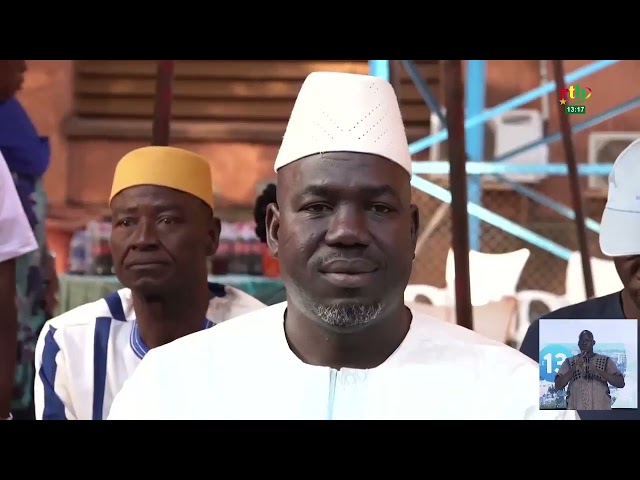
top-left (34, 283), bottom-right (265, 420)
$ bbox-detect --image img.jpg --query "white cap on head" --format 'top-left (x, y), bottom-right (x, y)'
top-left (600, 138), bottom-right (640, 256)
top-left (274, 71), bottom-right (412, 175)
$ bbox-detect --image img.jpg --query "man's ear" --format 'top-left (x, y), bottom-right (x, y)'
top-left (265, 203), bottom-right (280, 258)
top-left (206, 216), bottom-right (222, 257)
top-left (409, 203), bottom-right (420, 260)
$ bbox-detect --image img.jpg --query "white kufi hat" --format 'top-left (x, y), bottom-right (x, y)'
top-left (274, 72), bottom-right (412, 175)
top-left (600, 138), bottom-right (640, 256)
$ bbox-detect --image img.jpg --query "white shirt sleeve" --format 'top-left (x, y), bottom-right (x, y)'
top-left (0, 151), bottom-right (37, 263)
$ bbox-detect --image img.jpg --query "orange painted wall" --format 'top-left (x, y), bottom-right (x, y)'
top-left (14, 60), bottom-right (640, 271)
top-left (65, 139), bottom-right (278, 209)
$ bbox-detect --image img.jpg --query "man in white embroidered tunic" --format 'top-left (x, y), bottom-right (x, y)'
top-left (555, 330), bottom-right (625, 410)
top-left (108, 72), bottom-right (580, 420)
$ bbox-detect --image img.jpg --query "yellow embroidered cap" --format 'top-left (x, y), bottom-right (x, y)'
top-left (109, 146), bottom-right (214, 209)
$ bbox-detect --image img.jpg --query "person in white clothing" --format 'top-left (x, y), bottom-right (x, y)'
top-left (108, 72), bottom-right (580, 420)
top-left (34, 146), bottom-right (265, 420)
top-left (0, 151), bottom-right (38, 421)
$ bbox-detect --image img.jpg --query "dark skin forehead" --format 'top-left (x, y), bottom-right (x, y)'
top-left (579, 331), bottom-right (594, 342)
top-left (276, 152), bottom-right (412, 207)
top-left (110, 184), bottom-right (212, 221)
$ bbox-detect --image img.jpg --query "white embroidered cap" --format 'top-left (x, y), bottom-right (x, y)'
top-left (600, 138), bottom-right (640, 256)
top-left (274, 71), bottom-right (412, 175)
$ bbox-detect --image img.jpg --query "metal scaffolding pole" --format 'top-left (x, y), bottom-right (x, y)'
top-left (442, 60), bottom-right (473, 331)
top-left (151, 60), bottom-right (176, 146)
top-left (552, 60), bottom-right (595, 299)
top-left (464, 60), bottom-right (486, 252)
top-left (409, 60), bottom-right (619, 155)
top-left (388, 60), bottom-right (402, 98)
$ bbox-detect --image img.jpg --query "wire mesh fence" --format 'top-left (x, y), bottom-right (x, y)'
top-left (410, 178), bottom-right (608, 321)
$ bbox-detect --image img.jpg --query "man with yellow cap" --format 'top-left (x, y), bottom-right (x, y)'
top-left (33, 146), bottom-right (265, 420)
top-left (107, 72), bottom-right (579, 420)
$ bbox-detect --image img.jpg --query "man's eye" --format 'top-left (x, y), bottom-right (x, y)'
top-left (116, 218), bottom-right (134, 227)
top-left (305, 204), bottom-right (332, 213)
top-left (371, 204), bottom-right (392, 214)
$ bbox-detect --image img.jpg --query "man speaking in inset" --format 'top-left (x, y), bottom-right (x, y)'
top-left (554, 330), bottom-right (625, 410)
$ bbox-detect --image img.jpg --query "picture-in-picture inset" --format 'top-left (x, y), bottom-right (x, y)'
top-left (539, 318), bottom-right (638, 411)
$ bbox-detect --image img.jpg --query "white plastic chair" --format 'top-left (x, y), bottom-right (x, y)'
top-left (408, 296), bottom-right (519, 345)
top-left (405, 248), bottom-right (531, 307)
top-left (515, 252), bottom-right (624, 344)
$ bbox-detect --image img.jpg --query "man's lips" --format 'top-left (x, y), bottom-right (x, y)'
top-left (319, 259), bottom-right (378, 274)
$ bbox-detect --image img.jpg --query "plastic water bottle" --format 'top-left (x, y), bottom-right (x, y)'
top-left (68, 229), bottom-right (87, 274)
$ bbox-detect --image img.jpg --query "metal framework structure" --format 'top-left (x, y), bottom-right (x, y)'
top-left (149, 60), bottom-right (633, 331)
top-left (151, 60), bottom-right (176, 146)
top-left (369, 59), bottom-right (632, 328)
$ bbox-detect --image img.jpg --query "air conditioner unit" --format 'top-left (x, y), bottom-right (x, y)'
top-left (428, 109), bottom-right (495, 182)
top-left (429, 109), bottom-right (548, 184)
top-left (491, 109), bottom-right (548, 184)
top-left (427, 110), bottom-right (452, 181)
top-left (587, 132), bottom-right (640, 191)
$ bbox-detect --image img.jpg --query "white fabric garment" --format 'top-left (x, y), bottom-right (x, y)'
top-left (108, 302), bottom-right (580, 420)
top-left (0, 151), bottom-right (37, 262)
top-left (34, 283), bottom-right (265, 420)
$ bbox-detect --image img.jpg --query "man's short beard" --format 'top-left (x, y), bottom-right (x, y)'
top-left (312, 302), bottom-right (383, 329)
top-left (286, 279), bottom-right (385, 329)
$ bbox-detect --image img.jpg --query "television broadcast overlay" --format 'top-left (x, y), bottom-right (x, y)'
top-left (538, 319), bottom-right (638, 410)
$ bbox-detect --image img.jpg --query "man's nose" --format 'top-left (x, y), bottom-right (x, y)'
top-left (325, 206), bottom-right (371, 246)
top-left (130, 219), bottom-right (160, 250)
